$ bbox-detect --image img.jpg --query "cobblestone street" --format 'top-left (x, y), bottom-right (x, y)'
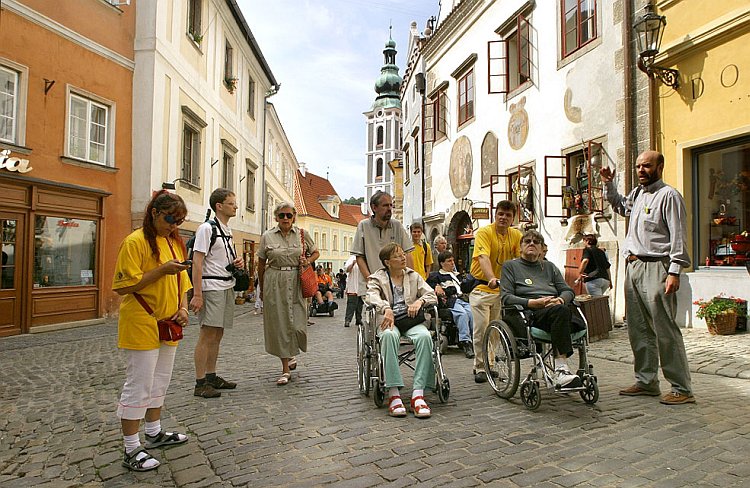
top-left (2, 301), bottom-right (750, 487)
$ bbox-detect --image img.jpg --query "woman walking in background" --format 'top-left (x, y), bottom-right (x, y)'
top-left (113, 190), bottom-right (191, 472)
top-left (577, 235), bottom-right (611, 296)
top-left (257, 202), bottom-right (319, 385)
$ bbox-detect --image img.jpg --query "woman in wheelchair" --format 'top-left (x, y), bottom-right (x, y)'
top-left (366, 243), bottom-right (437, 418)
top-left (500, 230), bottom-right (582, 388)
top-left (427, 250), bottom-right (474, 359)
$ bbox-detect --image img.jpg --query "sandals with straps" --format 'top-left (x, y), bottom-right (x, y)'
top-left (122, 446), bottom-right (160, 472)
top-left (276, 372), bottom-right (291, 386)
top-left (144, 431), bottom-right (188, 449)
top-left (388, 396), bottom-right (407, 417)
top-left (288, 358), bottom-right (297, 371)
top-left (411, 396), bottom-right (431, 419)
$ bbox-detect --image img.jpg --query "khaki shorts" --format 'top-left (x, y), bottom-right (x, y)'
top-left (199, 288), bottom-right (235, 328)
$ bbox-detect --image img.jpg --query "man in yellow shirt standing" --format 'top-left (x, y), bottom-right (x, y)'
top-left (410, 222), bottom-right (433, 280)
top-left (470, 201), bottom-right (523, 383)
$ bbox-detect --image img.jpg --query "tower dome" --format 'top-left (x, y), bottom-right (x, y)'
top-left (372, 36), bottom-right (402, 110)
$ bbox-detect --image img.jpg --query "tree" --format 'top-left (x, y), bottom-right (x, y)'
top-left (343, 196), bottom-right (364, 205)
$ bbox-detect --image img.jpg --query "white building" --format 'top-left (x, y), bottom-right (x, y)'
top-left (418, 0), bottom-right (629, 320)
top-left (263, 103), bottom-right (299, 231)
top-left (363, 37), bottom-right (402, 208)
top-left (132, 0), bottom-right (278, 259)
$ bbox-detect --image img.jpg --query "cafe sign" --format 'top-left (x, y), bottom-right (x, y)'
top-left (471, 207), bottom-right (490, 220)
top-left (0, 149), bottom-right (33, 174)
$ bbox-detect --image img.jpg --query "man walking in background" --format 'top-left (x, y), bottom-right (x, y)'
top-left (410, 222), bottom-right (432, 279)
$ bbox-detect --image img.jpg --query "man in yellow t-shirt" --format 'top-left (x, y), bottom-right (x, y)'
top-left (410, 222), bottom-right (433, 280)
top-left (469, 200), bottom-right (523, 383)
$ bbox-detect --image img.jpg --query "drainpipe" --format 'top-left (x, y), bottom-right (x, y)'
top-left (261, 84), bottom-right (280, 233)
top-left (623, 0), bottom-right (634, 197)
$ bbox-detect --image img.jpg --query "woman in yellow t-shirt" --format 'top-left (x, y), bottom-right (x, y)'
top-left (112, 190), bottom-right (192, 472)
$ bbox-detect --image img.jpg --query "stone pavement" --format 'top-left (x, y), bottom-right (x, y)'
top-left (1, 301), bottom-right (750, 487)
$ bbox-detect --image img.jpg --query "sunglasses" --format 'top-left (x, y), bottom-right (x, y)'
top-left (161, 213), bottom-right (185, 226)
top-left (277, 212), bottom-right (294, 219)
top-left (522, 238), bottom-right (543, 245)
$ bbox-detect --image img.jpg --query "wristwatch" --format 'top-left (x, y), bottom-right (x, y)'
top-left (668, 272), bottom-right (680, 277)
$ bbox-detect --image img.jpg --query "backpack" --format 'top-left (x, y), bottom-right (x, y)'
top-left (185, 210), bottom-right (219, 284)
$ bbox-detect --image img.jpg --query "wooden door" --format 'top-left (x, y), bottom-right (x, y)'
top-left (564, 248), bottom-right (585, 296)
top-left (0, 212), bottom-right (25, 336)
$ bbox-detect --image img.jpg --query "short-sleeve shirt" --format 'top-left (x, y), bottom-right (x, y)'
top-left (112, 229), bottom-right (192, 350)
top-left (470, 225), bottom-right (523, 294)
top-left (411, 241), bottom-right (433, 280)
top-left (351, 217), bottom-right (414, 275)
top-left (317, 273), bottom-right (332, 286)
top-left (193, 219), bottom-right (234, 291)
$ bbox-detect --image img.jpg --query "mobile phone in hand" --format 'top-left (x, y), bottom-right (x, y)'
top-left (180, 260), bottom-right (192, 266)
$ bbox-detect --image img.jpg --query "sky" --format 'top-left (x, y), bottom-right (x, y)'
top-left (238, 0), bottom-right (440, 201)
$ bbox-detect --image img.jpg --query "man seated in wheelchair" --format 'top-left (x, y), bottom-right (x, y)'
top-left (427, 250), bottom-right (474, 359)
top-left (500, 230), bottom-right (584, 388)
top-left (366, 243), bottom-right (438, 418)
top-left (313, 265), bottom-right (338, 313)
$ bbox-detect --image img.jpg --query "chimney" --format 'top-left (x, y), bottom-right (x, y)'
top-left (298, 162), bottom-right (307, 176)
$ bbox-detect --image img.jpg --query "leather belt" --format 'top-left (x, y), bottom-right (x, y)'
top-left (269, 266), bottom-right (297, 271)
top-left (626, 255), bottom-right (666, 263)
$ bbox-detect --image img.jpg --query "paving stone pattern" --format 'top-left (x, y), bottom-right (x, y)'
top-left (1, 303), bottom-right (750, 487)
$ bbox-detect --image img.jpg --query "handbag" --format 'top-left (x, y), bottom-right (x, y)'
top-left (133, 239), bottom-right (184, 342)
top-left (214, 221), bottom-right (251, 291)
top-left (387, 270), bottom-right (426, 334)
top-left (299, 229), bottom-right (317, 298)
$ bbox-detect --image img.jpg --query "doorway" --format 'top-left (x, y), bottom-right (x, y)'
top-left (1, 212), bottom-right (25, 336)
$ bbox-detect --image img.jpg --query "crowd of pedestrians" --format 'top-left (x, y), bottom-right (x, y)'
top-left (113, 149), bottom-right (695, 471)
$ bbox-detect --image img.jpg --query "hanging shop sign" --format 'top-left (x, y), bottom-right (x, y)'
top-left (471, 207), bottom-right (490, 220)
top-left (0, 149), bottom-right (33, 174)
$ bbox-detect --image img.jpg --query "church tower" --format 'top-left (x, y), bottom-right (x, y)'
top-left (363, 34), bottom-right (402, 209)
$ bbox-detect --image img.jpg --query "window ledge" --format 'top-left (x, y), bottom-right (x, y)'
top-left (457, 116), bottom-right (476, 132)
top-left (178, 180), bottom-right (201, 192)
top-left (0, 142), bottom-right (32, 155)
top-left (187, 33), bottom-right (204, 54)
top-left (505, 80), bottom-right (533, 102)
top-left (246, 206), bottom-right (255, 213)
top-left (61, 156), bottom-right (118, 172)
top-left (557, 37), bottom-right (602, 70)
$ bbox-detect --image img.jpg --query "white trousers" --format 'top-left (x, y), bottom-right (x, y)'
top-left (117, 345), bottom-right (178, 420)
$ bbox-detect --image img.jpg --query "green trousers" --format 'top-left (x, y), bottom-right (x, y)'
top-left (378, 324), bottom-right (434, 391)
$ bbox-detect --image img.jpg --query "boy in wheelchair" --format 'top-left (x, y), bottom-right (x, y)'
top-left (311, 266), bottom-right (338, 315)
top-left (427, 250), bottom-right (474, 359)
top-left (500, 230), bottom-right (583, 388)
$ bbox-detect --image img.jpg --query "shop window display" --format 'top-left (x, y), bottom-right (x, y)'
top-left (696, 138), bottom-right (750, 267)
top-left (1, 219), bottom-right (16, 289)
top-left (33, 216), bottom-right (97, 287)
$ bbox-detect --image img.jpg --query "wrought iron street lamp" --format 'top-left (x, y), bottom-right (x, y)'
top-left (633, 4), bottom-right (680, 89)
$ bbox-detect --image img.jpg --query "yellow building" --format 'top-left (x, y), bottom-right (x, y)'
top-left (646, 1), bottom-right (750, 326)
top-left (294, 167), bottom-right (367, 273)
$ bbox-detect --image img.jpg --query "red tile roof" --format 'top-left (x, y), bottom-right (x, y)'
top-left (294, 170), bottom-right (367, 226)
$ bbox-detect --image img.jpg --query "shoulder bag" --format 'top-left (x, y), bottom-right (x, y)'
top-left (299, 229), bottom-right (318, 298)
top-left (214, 221), bottom-right (251, 291)
top-left (387, 270), bottom-right (426, 334)
top-left (133, 238), bottom-right (184, 342)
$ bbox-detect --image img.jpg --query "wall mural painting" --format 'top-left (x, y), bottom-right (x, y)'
top-left (481, 132), bottom-right (498, 187)
top-left (508, 96), bottom-right (529, 150)
top-left (449, 136), bottom-right (473, 198)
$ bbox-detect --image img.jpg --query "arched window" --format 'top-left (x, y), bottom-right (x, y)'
top-left (376, 158), bottom-right (383, 179)
top-left (376, 126), bottom-right (384, 148)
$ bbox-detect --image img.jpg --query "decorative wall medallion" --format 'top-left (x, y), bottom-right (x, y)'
top-left (481, 132), bottom-right (498, 187)
top-left (508, 96), bottom-right (529, 150)
top-left (449, 136), bottom-right (473, 198)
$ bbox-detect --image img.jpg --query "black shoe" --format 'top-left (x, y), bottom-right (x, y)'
top-left (194, 384), bottom-right (221, 398)
top-left (208, 374), bottom-right (236, 390)
top-left (474, 371), bottom-right (488, 383)
top-left (330, 302), bottom-right (339, 311)
top-left (344, 322), bottom-right (351, 327)
top-left (461, 341), bottom-right (475, 359)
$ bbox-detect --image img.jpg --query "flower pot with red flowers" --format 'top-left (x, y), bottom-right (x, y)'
top-left (694, 294), bottom-right (747, 335)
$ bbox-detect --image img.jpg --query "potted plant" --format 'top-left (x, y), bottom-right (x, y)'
top-left (694, 294), bottom-right (747, 335)
top-left (732, 231), bottom-right (750, 254)
top-left (224, 77), bottom-right (238, 94)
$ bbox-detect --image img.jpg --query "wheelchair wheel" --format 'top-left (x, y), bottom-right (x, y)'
top-left (483, 320), bottom-right (520, 399)
top-left (436, 377), bottom-right (450, 403)
top-left (520, 381), bottom-right (541, 410)
top-left (357, 324), bottom-right (369, 395)
top-left (373, 378), bottom-right (385, 407)
top-left (433, 337), bottom-right (450, 403)
top-left (579, 376), bottom-right (599, 404)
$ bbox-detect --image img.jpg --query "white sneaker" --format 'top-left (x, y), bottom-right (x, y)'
top-left (554, 367), bottom-right (582, 388)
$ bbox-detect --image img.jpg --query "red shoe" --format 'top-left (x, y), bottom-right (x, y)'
top-left (410, 396), bottom-right (431, 419)
top-left (388, 396), bottom-right (407, 417)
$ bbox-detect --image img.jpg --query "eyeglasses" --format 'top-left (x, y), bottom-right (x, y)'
top-left (277, 212), bottom-right (294, 219)
top-left (161, 213), bottom-right (185, 226)
top-left (522, 238), bottom-right (543, 245)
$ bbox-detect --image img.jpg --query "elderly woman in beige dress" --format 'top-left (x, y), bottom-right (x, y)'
top-left (257, 202), bottom-right (319, 385)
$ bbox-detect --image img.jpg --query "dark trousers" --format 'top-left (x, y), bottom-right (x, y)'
top-left (345, 294), bottom-right (364, 325)
top-left (530, 304), bottom-right (573, 357)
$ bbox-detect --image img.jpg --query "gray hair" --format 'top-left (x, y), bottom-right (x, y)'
top-left (273, 201), bottom-right (296, 216)
top-left (434, 235), bottom-right (447, 245)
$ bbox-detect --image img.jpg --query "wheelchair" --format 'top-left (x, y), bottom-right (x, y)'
top-left (309, 298), bottom-right (337, 317)
top-left (435, 302), bottom-right (460, 353)
top-left (357, 304), bottom-right (450, 407)
top-left (482, 302), bottom-right (599, 410)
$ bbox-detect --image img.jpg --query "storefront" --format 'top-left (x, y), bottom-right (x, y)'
top-left (0, 173), bottom-right (109, 336)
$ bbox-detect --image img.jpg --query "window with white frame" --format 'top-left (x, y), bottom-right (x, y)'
top-left (247, 74), bottom-right (256, 118)
top-left (333, 234), bottom-right (338, 251)
top-left (404, 145), bottom-right (410, 184)
top-left (424, 84), bottom-right (447, 144)
top-left (67, 92), bottom-right (111, 165)
top-left (181, 106), bottom-right (206, 186)
top-left (222, 151), bottom-right (234, 191)
top-left (246, 160), bottom-right (256, 211)
top-left (562, 0), bottom-right (597, 58)
top-left (488, 15), bottom-right (532, 95)
top-left (457, 69), bottom-right (474, 127)
top-left (343, 236), bottom-right (348, 252)
top-left (0, 66), bottom-right (18, 144)
top-left (224, 41), bottom-right (235, 89)
top-left (322, 233), bottom-right (328, 250)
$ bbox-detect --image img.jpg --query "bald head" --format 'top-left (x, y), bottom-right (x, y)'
top-left (635, 150), bottom-right (664, 186)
